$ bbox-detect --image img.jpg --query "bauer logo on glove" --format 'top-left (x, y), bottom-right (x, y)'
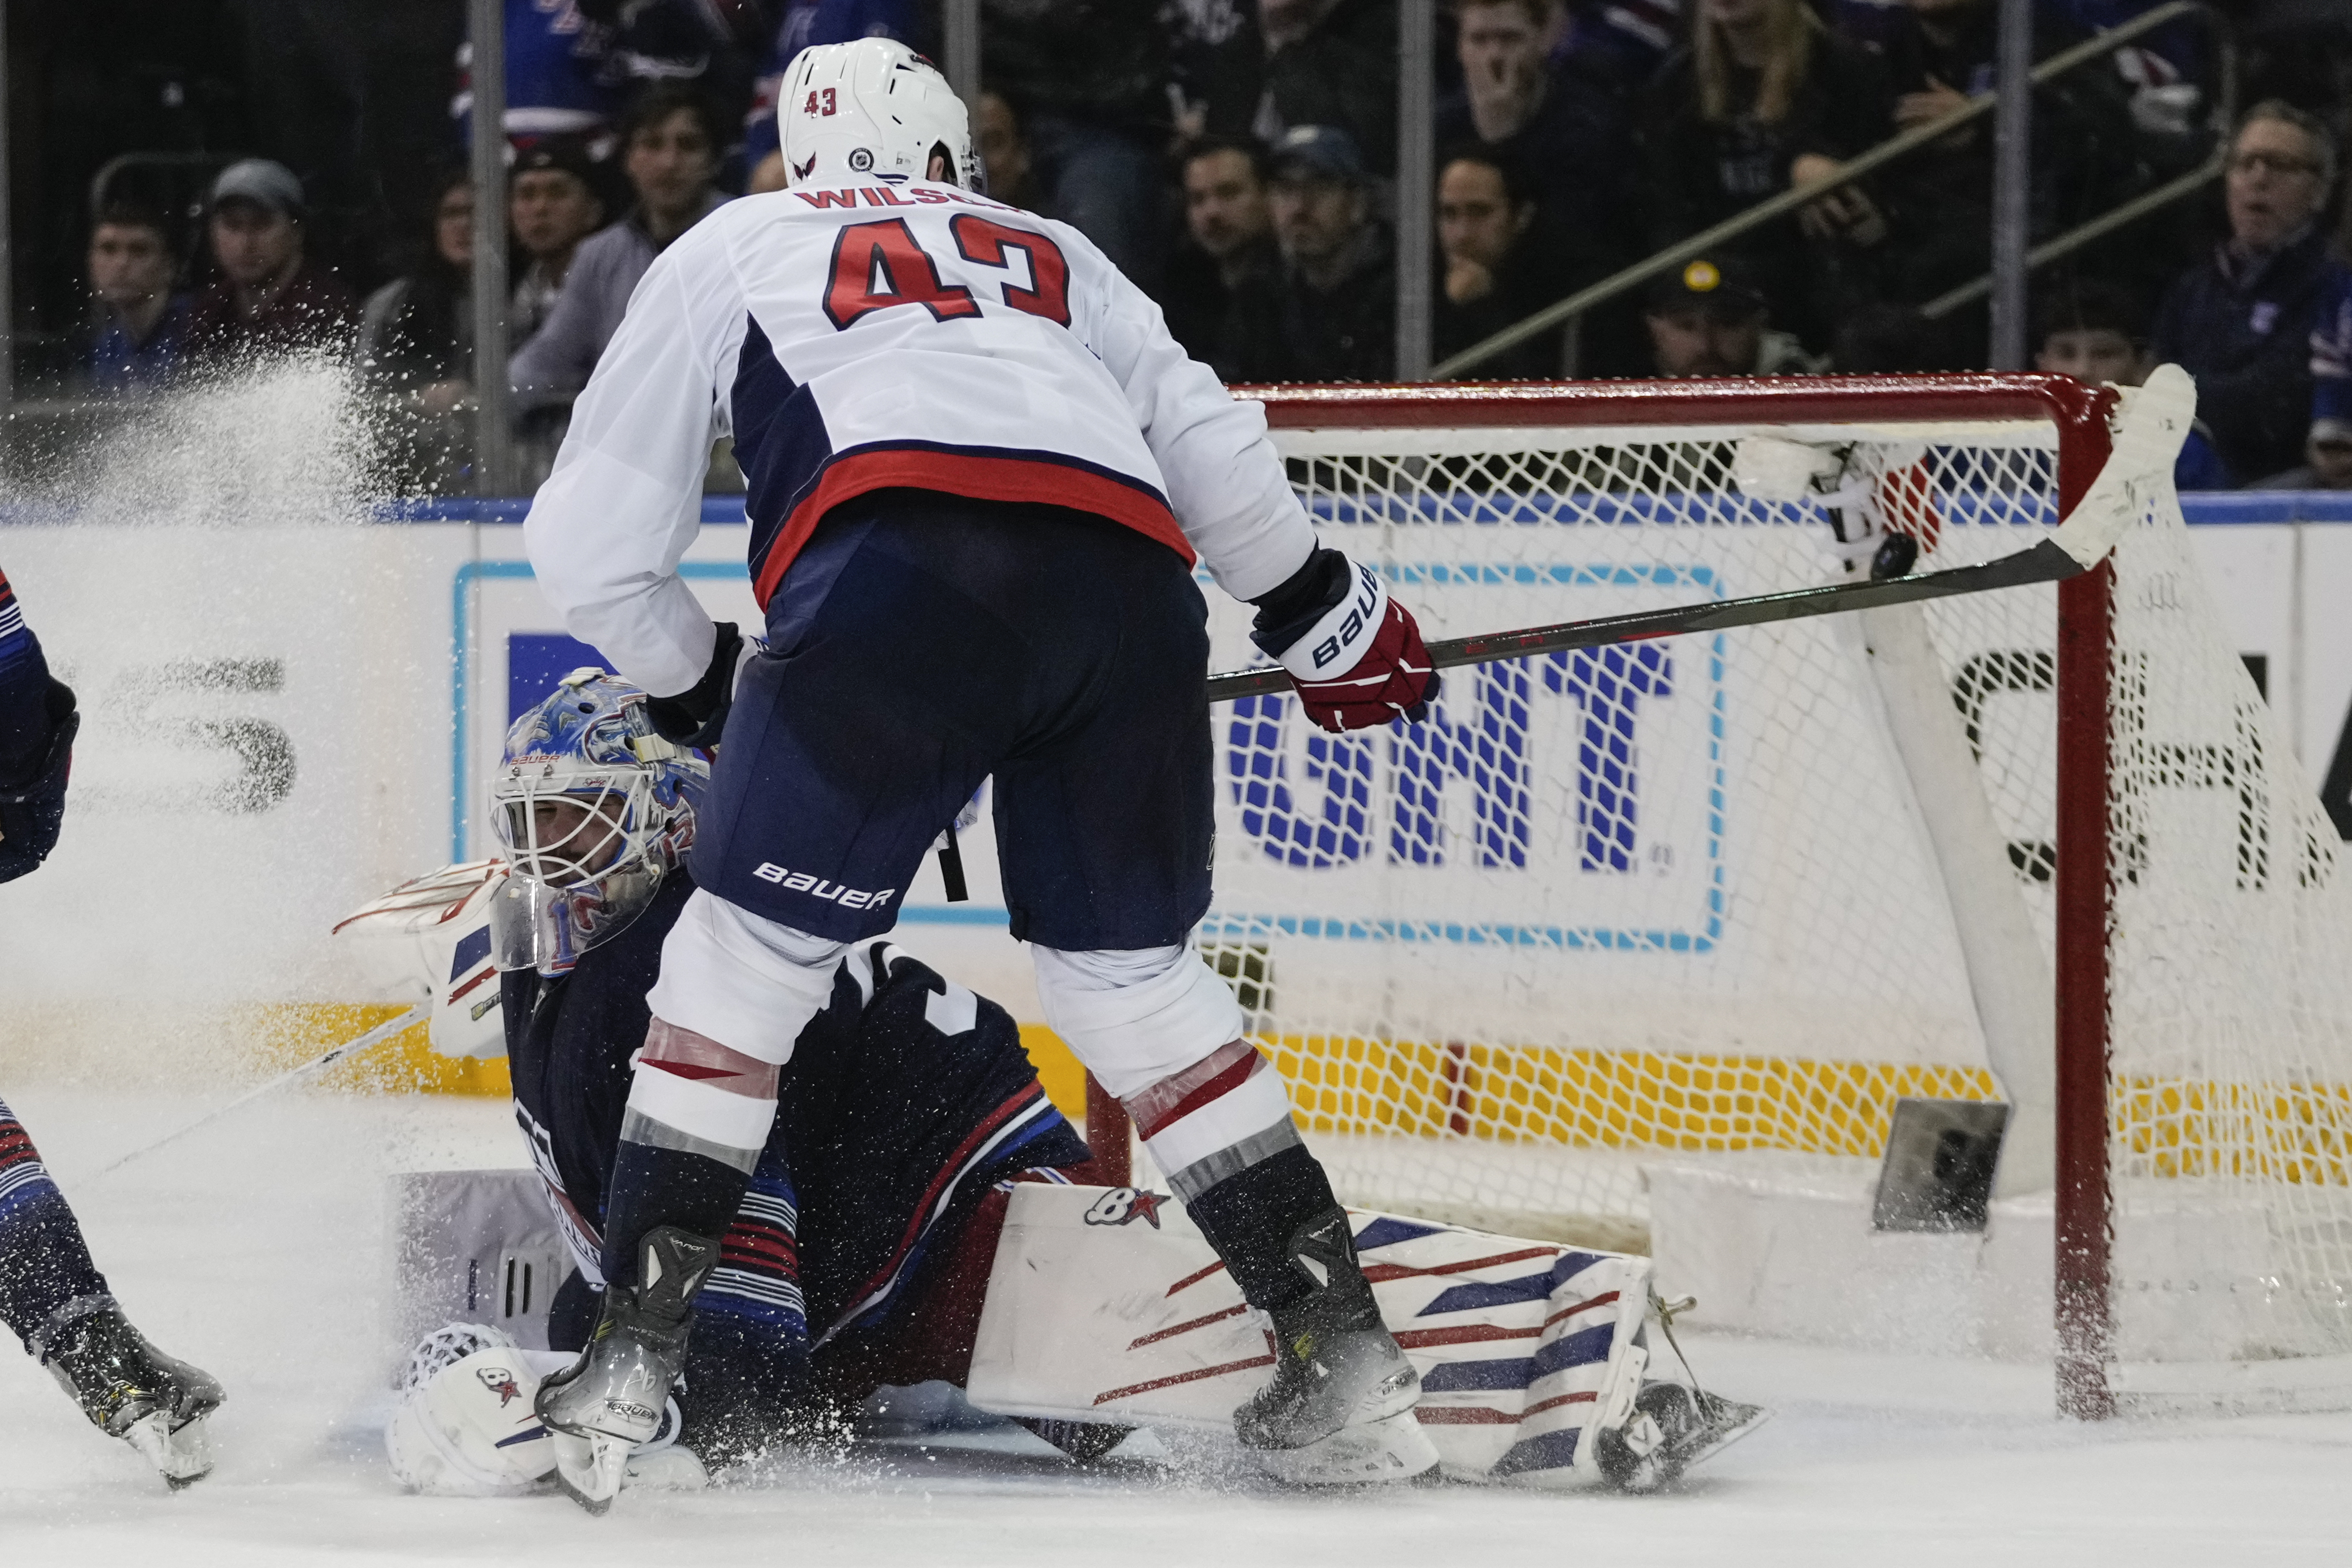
top-left (1251, 548), bottom-right (1437, 733)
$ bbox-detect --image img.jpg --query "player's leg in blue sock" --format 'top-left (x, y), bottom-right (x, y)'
top-left (0, 1094), bottom-right (114, 1354)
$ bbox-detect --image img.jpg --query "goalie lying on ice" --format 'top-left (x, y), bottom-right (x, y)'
top-left (356, 678), bottom-right (1759, 1499)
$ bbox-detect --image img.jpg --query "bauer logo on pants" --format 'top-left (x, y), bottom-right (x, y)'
top-left (752, 863), bottom-right (898, 911)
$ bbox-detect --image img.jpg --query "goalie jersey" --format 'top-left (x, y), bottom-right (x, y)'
top-left (522, 181), bottom-right (1317, 697)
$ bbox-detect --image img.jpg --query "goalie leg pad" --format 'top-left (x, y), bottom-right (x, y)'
top-left (967, 1187), bottom-right (1732, 1488)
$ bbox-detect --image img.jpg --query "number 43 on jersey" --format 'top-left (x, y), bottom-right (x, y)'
top-left (824, 215), bottom-right (1071, 332)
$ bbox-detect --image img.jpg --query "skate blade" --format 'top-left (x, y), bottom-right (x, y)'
top-left (1250, 1408), bottom-right (1441, 1486)
top-left (1680, 1397), bottom-right (1770, 1473)
top-left (123, 1410), bottom-right (215, 1489)
top-left (624, 1446), bottom-right (709, 1492)
top-left (550, 1429), bottom-right (630, 1515)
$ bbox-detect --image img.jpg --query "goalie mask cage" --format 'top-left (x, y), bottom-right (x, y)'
top-left (1188, 374), bottom-right (2352, 1419)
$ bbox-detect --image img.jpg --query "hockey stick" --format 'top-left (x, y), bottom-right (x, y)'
top-left (1205, 366), bottom-right (2192, 705)
top-left (87, 1004), bottom-right (429, 1180)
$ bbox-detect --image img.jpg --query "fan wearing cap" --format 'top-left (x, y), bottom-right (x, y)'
top-left (182, 159), bottom-right (359, 370)
top-left (511, 141), bottom-right (609, 350)
top-left (1642, 255), bottom-right (1825, 378)
top-left (509, 85), bottom-right (730, 411)
top-left (1225, 124), bottom-right (1396, 382)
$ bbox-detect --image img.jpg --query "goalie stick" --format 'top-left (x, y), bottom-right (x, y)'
top-left (1204, 365), bottom-right (2192, 706)
top-left (87, 1004), bottom-right (429, 1180)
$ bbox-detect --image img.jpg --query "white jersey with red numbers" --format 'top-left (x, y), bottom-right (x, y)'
top-left (521, 180), bottom-right (1319, 698)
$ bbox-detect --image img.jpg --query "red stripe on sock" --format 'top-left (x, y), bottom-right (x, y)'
top-left (644, 1058), bottom-right (744, 1083)
top-left (1132, 1051), bottom-right (1262, 1141)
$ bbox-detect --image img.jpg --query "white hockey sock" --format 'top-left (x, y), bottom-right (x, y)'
top-left (644, 888), bottom-right (846, 1065)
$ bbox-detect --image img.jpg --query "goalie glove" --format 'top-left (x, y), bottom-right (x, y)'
top-left (1250, 548), bottom-right (1436, 733)
top-left (641, 622), bottom-right (748, 748)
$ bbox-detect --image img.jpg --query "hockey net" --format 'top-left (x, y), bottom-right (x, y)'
top-left (1195, 376), bottom-right (2352, 1405)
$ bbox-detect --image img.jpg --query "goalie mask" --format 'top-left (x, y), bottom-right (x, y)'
top-left (777, 37), bottom-right (979, 191)
top-left (489, 669), bottom-right (706, 977)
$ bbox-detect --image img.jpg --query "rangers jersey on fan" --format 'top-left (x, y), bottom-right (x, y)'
top-left (523, 181), bottom-right (1317, 697)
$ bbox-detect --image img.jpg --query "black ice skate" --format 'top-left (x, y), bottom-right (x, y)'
top-left (1232, 1208), bottom-right (1438, 1484)
top-left (535, 1226), bottom-right (718, 1514)
top-left (40, 1304), bottom-right (225, 1488)
top-left (1591, 1381), bottom-right (1769, 1493)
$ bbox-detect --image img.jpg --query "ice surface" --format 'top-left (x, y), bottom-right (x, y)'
top-left (2, 1088), bottom-right (2348, 1567)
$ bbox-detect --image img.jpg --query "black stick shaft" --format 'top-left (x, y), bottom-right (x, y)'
top-left (1203, 537), bottom-right (2077, 704)
top-left (936, 832), bottom-right (970, 903)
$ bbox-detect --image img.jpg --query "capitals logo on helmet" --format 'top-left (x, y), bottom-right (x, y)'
top-left (488, 669), bottom-right (707, 976)
top-left (779, 37), bottom-right (979, 192)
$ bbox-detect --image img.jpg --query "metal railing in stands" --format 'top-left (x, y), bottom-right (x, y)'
top-left (1429, 0), bottom-right (2231, 380)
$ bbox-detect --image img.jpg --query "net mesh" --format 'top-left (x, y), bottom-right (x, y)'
top-left (1197, 404), bottom-right (2352, 1362)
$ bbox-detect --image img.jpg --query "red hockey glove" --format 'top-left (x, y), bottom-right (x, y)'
top-left (1251, 550), bottom-right (1437, 733)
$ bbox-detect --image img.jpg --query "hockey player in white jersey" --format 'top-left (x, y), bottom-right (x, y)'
top-left (521, 38), bottom-right (1439, 1510)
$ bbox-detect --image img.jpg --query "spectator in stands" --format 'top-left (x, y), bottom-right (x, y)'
top-left (511, 84), bottom-right (729, 407)
top-left (2151, 102), bottom-right (2347, 485)
top-left (1440, 0), bottom-right (1637, 262)
top-left (1160, 135), bottom-right (1280, 379)
top-left (2303, 427), bottom-right (2352, 491)
top-left (1641, 0), bottom-right (1895, 351)
top-left (1643, 255), bottom-right (1825, 376)
top-left (81, 207), bottom-right (189, 396)
top-left (1434, 150), bottom-right (1560, 378)
top-left (2035, 278), bottom-right (2231, 489)
top-left (359, 171), bottom-right (476, 412)
top-left (1875, 0), bottom-right (2137, 305)
top-left (182, 160), bottom-right (359, 368)
top-left (975, 91), bottom-right (1050, 214)
top-left (980, 1), bottom-right (1172, 288)
top-left (1224, 125), bottom-right (1395, 382)
top-left (1193, 0), bottom-right (1399, 178)
top-left (510, 141), bottom-right (608, 348)
top-left (2247, 426), bottom-right (2352, 490)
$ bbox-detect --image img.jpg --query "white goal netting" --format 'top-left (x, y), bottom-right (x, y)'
top-left (1197, 393), bottom-right (2352, 1366)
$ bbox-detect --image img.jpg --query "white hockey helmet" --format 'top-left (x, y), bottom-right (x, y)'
top-left (777, 37), bottom-right (978, 190)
